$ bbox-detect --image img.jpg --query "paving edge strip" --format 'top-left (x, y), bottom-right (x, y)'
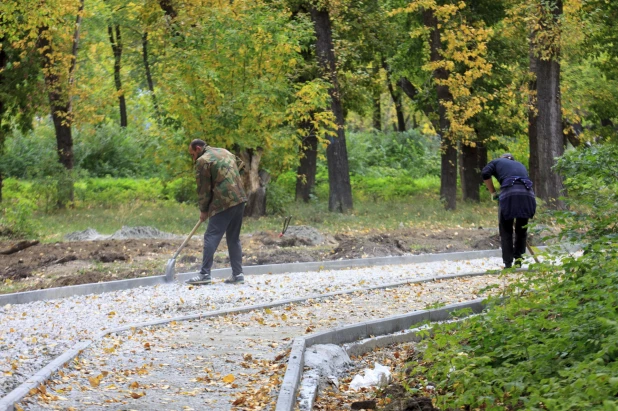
top-left (0, 268), bottom-right (510, 411)
top-left (0, 248), bottom-right (509, 305)
top-left (277, 298), bottom-right (488, 411)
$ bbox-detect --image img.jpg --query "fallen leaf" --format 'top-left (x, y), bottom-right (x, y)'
top-left (88, 374), bottom-right (104, 388)
top-left (222, 374), bottom-right (235, 384)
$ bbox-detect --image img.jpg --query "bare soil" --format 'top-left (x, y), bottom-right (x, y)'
top-left (0, 227), bottom-right (505, 293)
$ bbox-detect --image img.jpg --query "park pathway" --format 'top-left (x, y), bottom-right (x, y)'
top-left (16, 269), bottom-right (513, 410)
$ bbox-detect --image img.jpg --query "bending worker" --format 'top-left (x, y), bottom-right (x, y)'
top-left (481, 153), bottom-right (536, 269)
top-left (186, 139), bottom-right (247, 285)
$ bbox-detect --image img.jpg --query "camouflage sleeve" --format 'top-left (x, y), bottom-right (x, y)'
top-left (196, 160), bottom-right (212, 212)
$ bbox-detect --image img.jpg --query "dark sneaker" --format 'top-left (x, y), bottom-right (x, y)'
top-left (514, 259), bottom-right (523, 268)
top-left (186, 274), bottom-right (212, 285)
top-left (224, 273), bottom-right (244, 284)
top-left (504, 263), bottom-right (512, 269)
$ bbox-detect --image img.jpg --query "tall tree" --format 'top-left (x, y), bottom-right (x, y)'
top-left (530, 0), bottom-right (564, 209)
top-left (422, 8), bottom-right (457, 210)
top-left (142, 32), bottom-right (161, 122)
top-left (383, 60), bottom-right (406, 132)
top-left (310, 4), bottom-right (353, 213)
top-left (37, 0), bottom-right (85, 207)
top-left (108, 24), bottom-right (127, 127)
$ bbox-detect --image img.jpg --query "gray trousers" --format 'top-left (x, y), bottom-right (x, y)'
top-left (200, 202), bottom-right (245, 276)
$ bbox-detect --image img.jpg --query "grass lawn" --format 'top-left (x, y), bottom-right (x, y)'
top-left (31, 192), bottom-right (501, 242)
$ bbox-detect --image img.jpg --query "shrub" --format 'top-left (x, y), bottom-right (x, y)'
top-left (74, 178), bottom-right (165, 207)
top-left (405, 143), bottom-right (618, 410)
top-left (0, 196), bottom-right (39, 238)
top-left (162, 177), bottom-right (198, 204)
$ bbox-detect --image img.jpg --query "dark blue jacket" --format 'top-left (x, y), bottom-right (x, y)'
top-left (482, 158), bottom-right (536, 220)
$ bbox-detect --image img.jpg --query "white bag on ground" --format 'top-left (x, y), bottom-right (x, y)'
top-left (349, 362), bottom-right (392, 391)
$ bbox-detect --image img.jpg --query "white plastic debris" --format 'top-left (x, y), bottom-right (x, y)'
top-left (349, 362), bottom-right (392, 391)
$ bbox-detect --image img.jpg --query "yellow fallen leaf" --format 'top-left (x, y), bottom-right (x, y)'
top-left (88, 374), bottom-right (104, 387)
top-left (130, 391), bottom-right (145, 399)
top-left (222, 374), bottom-right (235, 384)
top-left (129, 381), bottom-right (139, 389)
top-left (264, 308), bottom-right (272, 315)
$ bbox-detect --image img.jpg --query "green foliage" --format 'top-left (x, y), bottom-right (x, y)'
top-left (405, 143), bottom-right (618, 410)
top-left (346, 130), bottom-right (440, 178)
top-left (74, 178), bottom-right (165, 207)
top-left (161, 177), bottom-right (198, 205)
top-left (0, 186), bottom-right (39, 237)
top-left (352, 174), bottom-right (439, 202)
top-left (0, 121), bottom-right (163, 179)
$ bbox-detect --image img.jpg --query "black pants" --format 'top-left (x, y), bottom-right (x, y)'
top-left (200, 202), bottom-right (245, 276)
top-left (499, 215), bottom-right (528, 267)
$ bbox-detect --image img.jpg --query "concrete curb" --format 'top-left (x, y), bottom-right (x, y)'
top-left (0, 268), bottom-right (504, 411)
top-left (276, 299), bottom-right (488, 411)
top-left (0, 248), bottom-right (506, 306)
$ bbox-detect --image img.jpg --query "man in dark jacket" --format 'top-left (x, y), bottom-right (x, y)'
top-left (186, 139), bottom-right (248, 285)
top-left (481, 153), bottom-right (536, 269)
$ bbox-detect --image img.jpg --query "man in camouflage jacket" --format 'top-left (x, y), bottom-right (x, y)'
top-left (187, 139), bottom-right (248, 285)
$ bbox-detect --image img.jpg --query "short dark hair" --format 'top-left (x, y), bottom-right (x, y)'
top-left (190, 139), bottom-right (206, 150)
top-left (501, 153), bottom-right (514, 161)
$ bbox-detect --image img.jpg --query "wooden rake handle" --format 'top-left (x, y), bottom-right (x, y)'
top-left (172, 219), bottom-right (203, 259)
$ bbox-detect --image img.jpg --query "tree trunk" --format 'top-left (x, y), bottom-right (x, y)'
top-left (239, 148), bottom-right (267, 217)
top-left (424, 9), bottom-right (456, 210)
top-left (310, 6), bottom-right (353, 213)
top-left (296, 121), bottom-right (318, 202)
top-left (0, 43), bottom-right (6, 203)
top-left (372, 88), bottom-right (381, 131)
top-left (38, 0), bottom-right (83, 208)
top-left (460, 142), bottom-right (485, 202)
top-left (563, 120), bottom-right (581, 147)
top-left (383, 61), bottom-right (405, 132)
top-left (534, 0), bottom-right (565, 209)
top-left (528, 37), bottom-right (539, 189)
top-left (142, 32), bottom-right (161, 122)
top-left (158, 0), bottom-right (177, 18)
top-left (108, 24), bottom-right (127, 127)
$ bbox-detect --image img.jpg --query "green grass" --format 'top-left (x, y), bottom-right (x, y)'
top-left (29, 192), bottom-right (501, 242)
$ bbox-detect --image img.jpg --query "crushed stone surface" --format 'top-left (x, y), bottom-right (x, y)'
top-left (64, 226), bottom-right (180, 242)
top-left (0, 256), bottom-right (505, 401)
top-left (17, 270), bottom-right (513, 410)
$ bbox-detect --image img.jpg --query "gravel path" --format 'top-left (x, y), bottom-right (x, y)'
top-left (0, 256), bottom-right (504, 400)
top-left (17, 272), bottom-right (513, 410)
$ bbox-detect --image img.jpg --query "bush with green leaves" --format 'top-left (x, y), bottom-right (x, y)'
top-left (346, 130), bottom-right (440, 178)
top-left (405, 142), bottom-right (618, 410)
top-left (74, 178), bottom-right (165, 207)
top-left (0, 121), bottom-right (163, 180)
top-left (0, 191), bottom-right (39, 238)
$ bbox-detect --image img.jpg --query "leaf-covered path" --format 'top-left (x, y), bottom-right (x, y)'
top-left (12, 259), bottom-right (514, 410)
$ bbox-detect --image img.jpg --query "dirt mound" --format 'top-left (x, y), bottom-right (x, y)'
top-left (471, 233), bottom-right (501, 249)
top-left (89, 251), bottom-right (128, 263)
top-left (331, 233), bottom-right (408, 260)
top-left (52, 271), bottom-right (111, 287)
top-left (254, 225), bottom-right (329, 248)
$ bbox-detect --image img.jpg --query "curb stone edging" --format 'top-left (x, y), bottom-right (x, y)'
top-left (276, 299), bottom-right (488, 411)
top-left (0, 249), bottom-right (508, 306)
top-left (0, 268), bottom-right (506, 411)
